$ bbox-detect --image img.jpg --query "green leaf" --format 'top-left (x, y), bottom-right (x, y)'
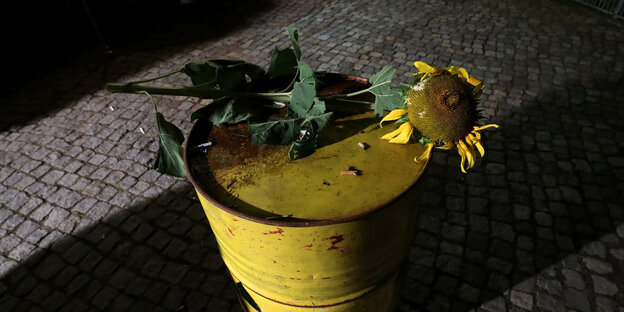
top-left (301, 112), bottom-right (333, 133)
top-left (288, 82), bottom-right (327, 118)
top-left (289, 82), bottom-right (316, 118)
top-left (308, 98), bottom-right (326, 116)
top-left (191, 97), bottom-right (266, 125)
top-left (372, 88), bottom-right (404, 116)
top-left (267, 47), bottom-right (298, 79)
top-left (219, 62), bottom-right (266, 91)
top-left (368, 65), bottom-right (396, 92)
top-left (297, 61), bottom-right (317, 87)
top-left (183, 61), bottom-right (218, 86)
top-left (368, 66), bottom-right (405, 116)
top-left (248, 112), bottom-right (333, 146)
top-left (287, 26), bottom-right (301, 61)
top-left (419, 136), bottom-right (432, 145)
top-left (152, 112), bottom-right (187, 178)
top-left (182, 60), bottom-right (266, 91)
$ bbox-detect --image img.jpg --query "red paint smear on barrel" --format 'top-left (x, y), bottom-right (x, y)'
top-left (305, 244), bottom-right (313, 247)
top-left (324, 234), bottom-right (344, 250)
top-left (233, 218), bottom-right (238, 221)
top-left (321, 277), bottom-right (331, 279)
top-left (263, 228), bottom-right (285, 236)
top-left (228, 228), bottom-right (235, 236)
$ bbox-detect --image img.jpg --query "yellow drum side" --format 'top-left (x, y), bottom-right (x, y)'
top-left (196, 180), bottom-right (422, 308)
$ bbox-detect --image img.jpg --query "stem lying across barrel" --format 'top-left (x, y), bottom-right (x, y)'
top-left (106, 83), bottom-right (293, 103)
top-left (105, 81), bottom-right (387, 110)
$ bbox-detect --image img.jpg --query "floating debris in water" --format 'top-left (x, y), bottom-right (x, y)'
top-left (193, 141), bottom-right (213, 154)
top-left (341, 166), bottom-right (362, 176)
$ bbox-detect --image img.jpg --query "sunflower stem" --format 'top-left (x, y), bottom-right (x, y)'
top-left (106, 83), bottom-right (292, 103)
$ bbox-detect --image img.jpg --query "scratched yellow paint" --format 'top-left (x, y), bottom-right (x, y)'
top-left (187, 111), bottom-right (428, 311)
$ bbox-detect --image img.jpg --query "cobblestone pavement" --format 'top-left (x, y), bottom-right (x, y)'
top-left (1, 0), bottom-right (623, 311)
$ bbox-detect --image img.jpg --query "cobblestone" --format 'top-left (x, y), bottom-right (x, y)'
top-left (2, 0), bottom-right (624, 311)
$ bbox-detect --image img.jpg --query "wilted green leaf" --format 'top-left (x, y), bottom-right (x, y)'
top-left (307, 98), bottom-right (326, 116)
top-left (191, 97), bottom-right (267, 125)
top-left (372, 88), bottom-right (404, 116)
top-left (301, 112), bottom-right (333, 133)
top-left (368, 66), bottom-right (405, 116)
top-left (183, 61), bottom-right (218, 86)
top-left (248, 112), bottom-right (333, 145)
top-left (183, 60), bottom-right (266, 91)
top-left (289, 82), bottom-right (316, 118)
top-left (218, 62), bottom-right (266, 91)
top-left (288, 82), bottom-right (326, 118)
top-left (267, 47), bottom-right (298, 79)
top-left (287, 26), bottom-right (301, 61)
top-left (152, 112), bottom-right (187, 178)
top-left (368, 65), bottom-right (395, 91)
top-left (297, 61), bottom-right (317, 87)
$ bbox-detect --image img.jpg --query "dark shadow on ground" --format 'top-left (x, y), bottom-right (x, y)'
top-left (0, 0), bottom-right (275, 132)
top-left (0, 183), bottom-right (242, 312)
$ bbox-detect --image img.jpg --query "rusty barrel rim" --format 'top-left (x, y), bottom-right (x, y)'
top-left (183, 75), bottom-right (430, 228)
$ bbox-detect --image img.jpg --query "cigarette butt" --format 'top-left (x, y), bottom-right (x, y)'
top-left (358, 142), bottom-right (367, 150)
top-left (341, 170), bottom-right (361, 176)
top-left (109, 105), bottom-right (115, 111)
top-left (139, 127), bottom-right (145, 134)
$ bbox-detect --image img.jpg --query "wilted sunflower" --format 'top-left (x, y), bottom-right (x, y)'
top-left (380, 61), bottom-right (499, 173)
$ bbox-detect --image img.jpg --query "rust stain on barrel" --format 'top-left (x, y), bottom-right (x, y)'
top-left (324, 234), bottom-right (344, 250)
top-left (263, 228), bottom-right (285, 235)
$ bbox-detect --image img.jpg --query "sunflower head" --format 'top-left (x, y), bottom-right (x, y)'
top-left (407, 72), bottom-right (477, 142)
top-left (378, 61), bottom-right (498, 173)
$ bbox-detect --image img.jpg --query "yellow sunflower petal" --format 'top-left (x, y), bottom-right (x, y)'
top-left (457, 144), bottom-right (467, 173)
top-left (436, 141), bottom-right (454, 150)
top-left (473, 124), bottom-right (500, 131)
top-left (467, 76), bottom-right (483, 88)
top-left (413, 61), bottom-right (435, 74)
top-left (381, 127), bottom-right (403, 141)
top-left (474, 141), bottom-right (485, 157)
top-left (471, 131), bottom-right (481, 140)
top-left (468, 133), bottom-right (485, 157)
top-left (445, 66), bottom-right (470, 81)
top-left (379, 109), bottom-right (408, 128)
top-left (388, 122), bottom-right (414, 144)
top-left (415, 142), bottom-right (435, 162)
top-left (458, 139), bottom-right (475, 170)
top-left (381, 122), bottom-right (413, 144)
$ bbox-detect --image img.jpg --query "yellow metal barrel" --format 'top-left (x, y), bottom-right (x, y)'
top-left (185, 111), bottom-right (428, 311)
